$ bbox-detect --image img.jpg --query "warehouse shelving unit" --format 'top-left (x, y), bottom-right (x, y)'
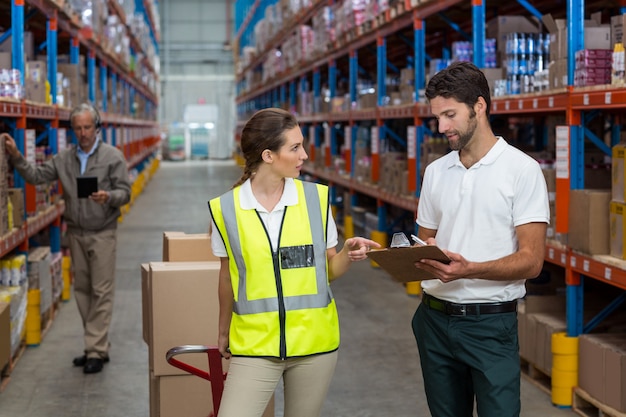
top-left (234, 0), bottom-right (626, 352)
top-left (0, 0), bottom-right (160, 292)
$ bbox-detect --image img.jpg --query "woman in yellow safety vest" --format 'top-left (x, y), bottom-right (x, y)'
top-left (208, 108), bottom-right (380, 417)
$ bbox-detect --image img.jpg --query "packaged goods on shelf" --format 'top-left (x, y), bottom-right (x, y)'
top-left (0, 281), bottom-right (28, 356)
top-left (611, 43), bottom-right (625, 86)
top-left (574, 49), bottom-right (612, 87)
top-left (27, 247), bottom-right (52, 315)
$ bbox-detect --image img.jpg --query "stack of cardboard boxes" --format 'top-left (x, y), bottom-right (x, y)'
top-left (142, 231), bottom-right (274, 417)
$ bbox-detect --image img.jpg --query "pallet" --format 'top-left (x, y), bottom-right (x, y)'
top-left (573, 387), bottom-right (626, 417)
top-left (520, 358), bottom-right (551, 395)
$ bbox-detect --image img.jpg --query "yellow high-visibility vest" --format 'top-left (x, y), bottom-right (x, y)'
top-left (209, 179), bottom-right (339, 358)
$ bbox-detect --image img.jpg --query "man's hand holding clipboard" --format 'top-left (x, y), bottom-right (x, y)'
top-left (366, 234), bottom-right (451, 283)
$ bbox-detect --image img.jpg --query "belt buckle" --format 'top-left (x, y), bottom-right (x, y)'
top-left (447, 303), bottom-right (467, 316)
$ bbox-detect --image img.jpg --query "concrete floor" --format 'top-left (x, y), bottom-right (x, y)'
top-left (0, 160), bottom-right (577, 417)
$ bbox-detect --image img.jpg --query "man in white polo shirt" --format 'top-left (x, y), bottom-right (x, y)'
top-left (412, 62), bottom-right (549, 417)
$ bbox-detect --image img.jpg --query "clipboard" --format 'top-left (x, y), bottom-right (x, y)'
top-left (77, 176), bottom-right (98, 198)
top-left (366, 245), bottom-right (451, 282)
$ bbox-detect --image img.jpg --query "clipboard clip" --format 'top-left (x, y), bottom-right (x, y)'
top-left (390, 232), bottom-right (411, 248)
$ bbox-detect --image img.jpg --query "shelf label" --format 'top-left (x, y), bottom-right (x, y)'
top-left (344, 126), bottom-right (351, 150)
top-left (583, 94), bottom-right (589, 105)
top-left (570, 256), bottom-right (577, 268)
top-left (25, 129), bottom-right (36, 164)
top-left (555, 126), bottom-right (570, 179)
top-left (605, 92), bottom-right (612, 105)
top-left (371, 126), bottom-right (379, 155)
top-left (561, 253), bottom-right (566, 264)
top-left (548, 248), bottom-right (554, 259)
top-left (505, 101), bottom-right (510, 111)
top-left (533, 99), bottom-right (538, 109)
top-left (518, 100), bottom-right (523, 109)
top-left (324, 125), bottom-right (330, 147)
top-left (407, 126), bottom-right (416, 159)
top-left (583, 259), bottom-right (590, 272)
top-left (58, 128), bottom-right (67, 150)
top-left (605, 267), bottom-right (612, 281)
top-left (548, 97), bottom-right (554, 108)
top-left (493, 102), bottom-right (498, 111)
top-left (309, 126), bottom-right (315, 145)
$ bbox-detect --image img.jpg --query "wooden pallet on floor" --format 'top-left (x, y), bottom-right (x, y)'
top-left (520, 358), bottom-right (551, 395)
top-left (573, 387), bottom-right (626, 417)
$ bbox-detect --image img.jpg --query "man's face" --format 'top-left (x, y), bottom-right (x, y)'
top-left (430, 96), bottom-right (478, 151)
top-left (71, 111), bottom-right (98, 152)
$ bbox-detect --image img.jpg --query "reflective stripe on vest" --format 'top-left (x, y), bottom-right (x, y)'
top-left (218, 181), bottom-right (332, 316)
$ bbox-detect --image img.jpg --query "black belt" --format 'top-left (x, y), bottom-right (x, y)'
top-left (422, 293), bottom-right (517, 317)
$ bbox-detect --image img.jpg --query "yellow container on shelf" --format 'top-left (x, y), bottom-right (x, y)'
top-left (62, 271), bottom-right (71, 302)
top-left (405, 281), bottom-right (422, 296)
top-left (62, 255), bottom-right (71, 270)
top-left (551, 332), bottom-right (578, 406)
top-left (369, 230), bottom-right (388, 268)
top-left (343, 215), bottom-right (354, 239)
top-left (26, 330), bottom-right (42, 346)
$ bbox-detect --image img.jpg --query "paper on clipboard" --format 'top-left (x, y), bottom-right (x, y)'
top-left (366, 245), bottom-right (451, 282)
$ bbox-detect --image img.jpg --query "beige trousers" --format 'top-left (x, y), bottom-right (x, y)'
top-left (218, 351), bottom-right (338, 417)
top-left (68, 228), bottom-right (117, 359)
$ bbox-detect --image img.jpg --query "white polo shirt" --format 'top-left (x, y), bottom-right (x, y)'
top-left (417, 137), bottom-right (550, 303)
top-left (210, 178), bottom-right (339, 257)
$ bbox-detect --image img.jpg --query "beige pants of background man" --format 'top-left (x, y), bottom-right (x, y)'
top-left (68, 228), bottom-right (117, 360)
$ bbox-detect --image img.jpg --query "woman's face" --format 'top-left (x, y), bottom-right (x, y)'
top-left (271, 126), bottom-right (308, 178)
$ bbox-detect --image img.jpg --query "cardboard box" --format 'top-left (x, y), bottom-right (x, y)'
top-left (579, 333), bottom-right (626, 411)
top-left (148, 262), bottom-right (221, 376)
top-left (486, 15), bottom-right (541, 54)
top-left (579, 334), bottom-right (607, 403)
top-left (149, 371), bottom-right (275, 417)
top-left (568, 189), bottom-right (611, 255)
top-left (610, 201), bottom-right (626, 259)
top-left (141, 263), bottom-right (150, 344)
top-left (57, 63), bottom-right (82, 109)
top-left (8, 188), bottom-right (24, 229)
top-left (604, 335), bottom-right (626, 412)
top-left (25, 60), bottom-right (48, 103)
top-left (543, 13), bottom-right (611, 60)
top-left (0, 52), bottom-right (11, 69)
top-left (0, 302), bottom-right (10, 372)
top-left (162, 232), bottom-right (219, 262)
top-left (611, 13), bottom-right (626, 45)
top-left (0, 31), bottom-right (35, 60)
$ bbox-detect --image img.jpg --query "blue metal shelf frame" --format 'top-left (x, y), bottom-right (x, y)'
top-left (566, 0), bottom-right (585, 338)
top-left (471, 0), bottom-right (485, 68)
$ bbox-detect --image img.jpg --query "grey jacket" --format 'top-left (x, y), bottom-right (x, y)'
top-left (11, 141), bottom-right (131, 232)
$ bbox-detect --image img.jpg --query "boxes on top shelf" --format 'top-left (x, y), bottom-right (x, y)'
top-left (611, 14), bottom-right (626, 45)
top-left (542, 12), bottom-right (611, 61)
top-left (486, 15), bottom-right (541, 55)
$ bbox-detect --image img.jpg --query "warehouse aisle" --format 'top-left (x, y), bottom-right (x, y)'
top-left (0, 160), bottom-right (575, 417)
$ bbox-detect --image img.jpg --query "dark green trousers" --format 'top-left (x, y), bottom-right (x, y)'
top-left (412, 302), bottom-right (521, 417)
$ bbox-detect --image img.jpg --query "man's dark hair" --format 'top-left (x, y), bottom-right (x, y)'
top-left (425, 62), bottom-right (491, 117)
